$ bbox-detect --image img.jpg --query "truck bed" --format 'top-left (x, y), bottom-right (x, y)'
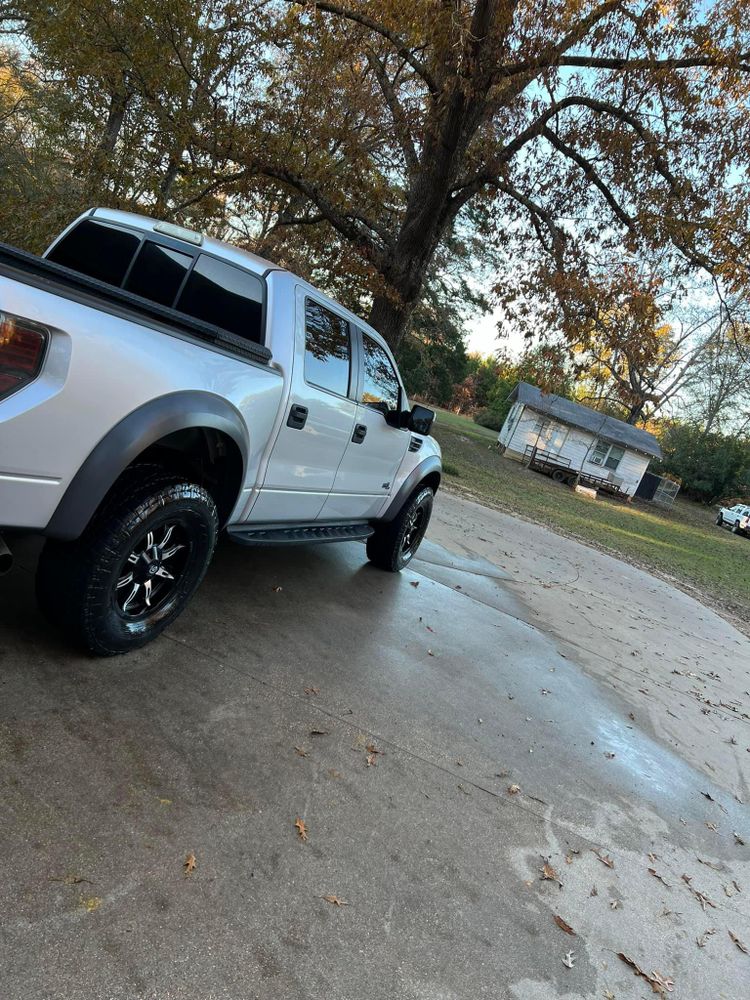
top-left (0, 242), bottom-right (272, 366)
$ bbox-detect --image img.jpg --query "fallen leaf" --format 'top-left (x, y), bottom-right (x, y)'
top-left (79, 895), bottom-right (101, 913)
top-left (729, 931), bottom-right (748, 953)
top-left (366, 752), bottom-right (378, 766)
top-left (701, 791), bottom-right (716, 802)
top-left (681, 874), bottom-right (716, 911)
top-left (696, 928), bottom-right (716, 948)
top-left (610, 899), bottom-right (619, 910)
top-left (553, 914), bottom-right (576, 935)
top-left (696, 857), bottom-right (722, 871)
top-left (604, 751), bottom-right (616, 759)
top-left (310, 729), bottom-right (329, 736)
top-left (49, 873), bottom-right (93, 885)
top-left (617, 953), bottom-right (674, 994)
top-left (734, 831), bottom-right (745, 846)
top-left (706, 821), bottom-right (718, 831)
top-left (410, 581), bottom-right (419, 587)
top-left (426, 625), bottom-right (435, 633)
top-left (590, 884), bottom-right (598, 897)
top-left (294, 746), bottom-right (308, 757)
top-left (648, 852), bottom-right (658, 863)
top-left (321, 894), bottom-right (349, 906)
top-left (723, 880), bottom-right (741, 897)
top-left (272, 585), bottom-right (283, 592)
top-left (304, 687), bottom-right (319, 696)
top-left (507, 783), bottom-right (521, 795)
top-left (648, 867), bottom-right (671, 887)
top-left (294, 818), bottom-right (308, 842)
top-left (427, 649), bottom-right (434, 656)
top-left (183, 853), bottom-right (196, 877)
top-left (562, 950), bottom-right (576, 969)
top-left (540, 860), bottom-right (562, 888)
top-left (592, 848), bottom-right (615, 868)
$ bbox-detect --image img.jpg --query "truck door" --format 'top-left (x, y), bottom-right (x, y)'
top-left (318, 330), bottom-right (410, 520)
top-left (247, 291), bottom-right (357, 522)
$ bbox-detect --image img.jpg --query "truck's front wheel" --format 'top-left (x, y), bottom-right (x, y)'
top-left (367, 485), bottom-right (433, 572)
top-left (36, 468), bottom-right (218, 655)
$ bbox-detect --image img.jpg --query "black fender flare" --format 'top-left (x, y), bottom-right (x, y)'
top-left (378, 455), bottom-right (441, 522)
top-left (45, 391), bottom-right (249, 540)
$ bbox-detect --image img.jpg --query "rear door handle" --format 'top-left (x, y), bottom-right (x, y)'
top-left (287, 404), bottom-right (308, 430)
top-left (352, 423), bottom-right (367, 444)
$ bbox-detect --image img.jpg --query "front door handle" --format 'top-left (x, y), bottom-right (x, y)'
top-left (352, 423), bottom-right (367, 444)
top-left (287, 404), bottom-right (308, 430)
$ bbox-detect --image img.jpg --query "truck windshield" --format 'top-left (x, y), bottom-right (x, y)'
top-left (47, 219), bottom-right (265, 345)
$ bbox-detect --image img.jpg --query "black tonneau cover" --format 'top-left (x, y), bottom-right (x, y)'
top-left (0, 241), bottom-right (272, 365)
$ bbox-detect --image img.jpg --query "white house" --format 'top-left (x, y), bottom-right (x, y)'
top-left (498, 382), bottom-right (662, 498)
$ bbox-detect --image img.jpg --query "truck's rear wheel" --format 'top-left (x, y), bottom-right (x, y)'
top-left (36, 468), bottom-right (218, 655)
top-left (367, 486), bottom-right (433, 572)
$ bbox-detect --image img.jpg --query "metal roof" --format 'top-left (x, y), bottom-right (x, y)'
top-left (509, 382), bottom-right (662, 459)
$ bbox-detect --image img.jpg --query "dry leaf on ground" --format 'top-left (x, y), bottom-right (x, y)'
top-left (183, 853), bottom-right (196, 877)
top-left (648, 867), bottom-right (671, 887)
top-left (322, 894), bottom-right (349, 906)
top-left (562, 950), bottom-right (576, 968)
top-left (310, 729), bottom-right (329, 736)
top-left (294, 746), bottom-right (308, 757)
top-left (410, 581), bottom-right (419, 587)
top-left (304, 686), bottom-right (320, 696)
top-left (696, 928), bottom-right (716, 948)
top-left (729, 930), bottom-right (748, 954)
top-left (617, 953), bottom-right (674, 994)
top-left (540, 860), bottom-right (563, 888)
top-left (294, 818), bottom-right (308, 842)
top-left (553, 914), bottom-right (576, 935)
top-left (681, 874), bottom-right (716, 911)
top-left (592, 848), bottom-right (615, 868)
top-left (507, 783), bottom-right (521, 795)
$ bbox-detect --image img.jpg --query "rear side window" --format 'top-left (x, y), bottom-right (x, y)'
top-left (304, 299), bottom-right (351, 396)
top-left (361, 334), bottom-right (400, 413)
top-left (125, 241), bottom-right (192, 307)
top-left (177, 254), bottom-right (263, 343)
top-left (46, 220), bottom-right (140, 286)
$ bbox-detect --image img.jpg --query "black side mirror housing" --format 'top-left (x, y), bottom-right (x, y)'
top-left (407, 404), bottom-right (435, 435)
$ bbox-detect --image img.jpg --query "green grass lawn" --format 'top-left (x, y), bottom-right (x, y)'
top-left (431, 409), bottom-right (750, 616)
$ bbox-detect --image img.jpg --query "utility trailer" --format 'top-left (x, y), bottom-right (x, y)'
top-left (523, 445), bottom-right (628, 500)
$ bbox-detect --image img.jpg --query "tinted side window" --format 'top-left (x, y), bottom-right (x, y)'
top-left (46, 220), bottom-right (140, 286)
top-left (304, 299), bottom-right (350, 396)
top-left (177, 254), bottom-right (264, 342)
top-left (361, 334), bottom-right (400, 413)
top-left (124, 241), bottom-right (192, 307)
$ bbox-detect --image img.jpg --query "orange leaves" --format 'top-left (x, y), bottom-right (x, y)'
top-left (294, 817), bottom-right (308, 842)
top-left (322, 894), bottom-right (349, 907)
top-left (183, 852), bottom-right (197, 877)
top-left (553, 914), bottom-right (576, 935)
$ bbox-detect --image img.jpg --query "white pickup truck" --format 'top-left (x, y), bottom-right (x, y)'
top-left (0, 208), bottom-right (441, 655)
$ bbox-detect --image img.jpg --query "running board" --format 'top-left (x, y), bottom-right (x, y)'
top-left (227, 522), bottom-right (374, 546)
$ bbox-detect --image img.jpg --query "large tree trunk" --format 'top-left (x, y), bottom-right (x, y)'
top-left (368, 293), bottom-right (415, 354)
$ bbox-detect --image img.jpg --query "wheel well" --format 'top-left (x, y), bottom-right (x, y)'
top-left (422, 471), bottom-right (441, 495)
top-left (132, 427), bottom-right (244, 526)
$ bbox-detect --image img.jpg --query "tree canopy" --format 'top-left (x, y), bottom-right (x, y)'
top-left (2, 0), bottom-right (750, 354)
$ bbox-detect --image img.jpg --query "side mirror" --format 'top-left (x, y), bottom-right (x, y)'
top-left (407, 404), bottom-right (435, 435)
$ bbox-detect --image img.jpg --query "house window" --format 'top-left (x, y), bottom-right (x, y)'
top-left (590, 439), bottom-right (625, 471)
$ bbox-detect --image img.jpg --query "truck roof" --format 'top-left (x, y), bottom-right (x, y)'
top-left (90, 207), bottom-right (283, 279)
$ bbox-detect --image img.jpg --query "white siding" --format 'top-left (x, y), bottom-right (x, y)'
top-left (500, 404), bottom-right (652, 496)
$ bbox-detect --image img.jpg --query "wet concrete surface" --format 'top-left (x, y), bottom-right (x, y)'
top-left (1, 494), bottom-right (749, 999)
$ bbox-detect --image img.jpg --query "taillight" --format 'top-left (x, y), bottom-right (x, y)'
top-left (0, 312), bottom-right (49, 400)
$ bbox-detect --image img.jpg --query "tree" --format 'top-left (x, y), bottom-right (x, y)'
top-left (656, 422), bottom-right (750, 503)
top-left (4, 2), bottom-right (750, 358)
top-left (223, 0), bottom-right (750, 351)
top-left (571, 271), bottom-right (727, 423)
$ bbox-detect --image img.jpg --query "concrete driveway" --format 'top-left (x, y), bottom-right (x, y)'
top-left (1, 490), bottom-right (748, 999)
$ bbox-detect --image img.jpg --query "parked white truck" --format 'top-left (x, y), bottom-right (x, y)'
top-left (0, 208), bottom-right (441, 654)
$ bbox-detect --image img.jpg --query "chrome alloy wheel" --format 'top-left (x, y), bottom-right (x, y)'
top-left (115, 523), bottom-right (189, 618)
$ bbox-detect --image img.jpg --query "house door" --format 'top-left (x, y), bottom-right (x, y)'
top-left (540, 421), bottom-right (568, 455)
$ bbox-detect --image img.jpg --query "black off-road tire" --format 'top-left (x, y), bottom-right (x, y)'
top-left (36, 467), bottom-right (218, 656)
top-left (715, 513), bottom-right (723, 526)
top-left (366, 485), bottom-right (433, 573)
